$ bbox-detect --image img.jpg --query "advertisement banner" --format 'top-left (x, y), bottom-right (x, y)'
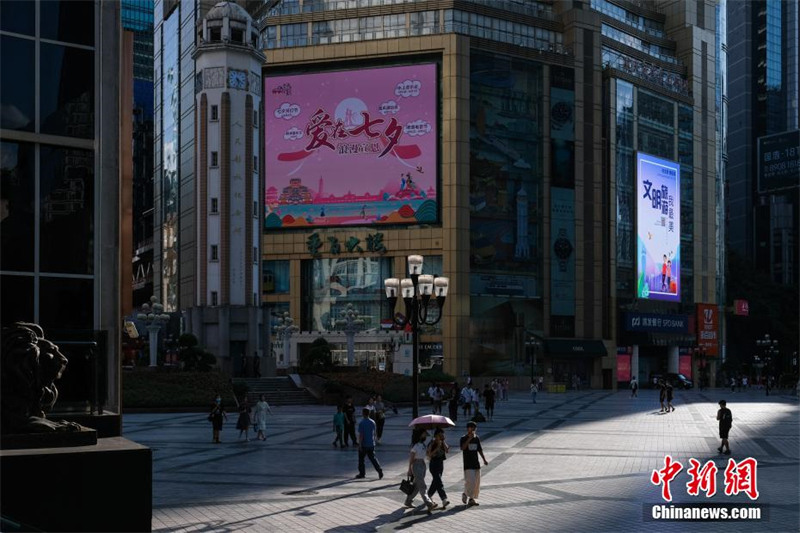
top-left (617, 353), bottom-right (631, 382)
top-left (550, 187), bottom-right (575, 316)
top-left (636, 152), bottom-right (680, 302)
top-left (734, 299), bottom-right (750, 316)
top-left (264, 63), bottom-right (438, 228)
top-left (696, 303), bottom-right (719, 356)
top-left (679, 354), bottom-right (692, 379)
top-left (757, 130), bottom-right (799, 193)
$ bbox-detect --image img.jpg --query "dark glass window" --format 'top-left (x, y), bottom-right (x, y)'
top-left (0, 275), bottom-right (34, 326)
top-left (0, 142), bottom-right (35, 272)
top-left (263, 260), bottom-right (290, 294)
top-left (0, 1), bottom-right (35, 35)
top-left (40, 43), bottom-right (95, 138)
top-left (0, 36), bottom-right (35, 131)
top-left (39, 146), bottom-right (94, 274)
top-left (40, 0), bottom-right (95, 46)
top-left (39, 277), bottom-right (93, 330)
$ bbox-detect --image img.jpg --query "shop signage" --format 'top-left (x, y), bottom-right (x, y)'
top-left (734, 299), bottom-right (749, 316)
top-left (624, 312), bottom-right (689, 333)
top-left (696, 303), bottom-right (719, 356)
top-left (306, 232), bottom-right (387, 257)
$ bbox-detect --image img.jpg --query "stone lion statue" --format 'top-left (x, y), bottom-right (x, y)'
top-left (1, 322), bottom-right (81, 434)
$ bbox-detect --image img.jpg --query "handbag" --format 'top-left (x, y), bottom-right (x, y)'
top-left (399, 476), bottom-right (414, 495)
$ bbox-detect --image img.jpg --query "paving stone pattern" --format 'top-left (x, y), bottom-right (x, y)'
top-left (123, 388), bottom-right (800, 532)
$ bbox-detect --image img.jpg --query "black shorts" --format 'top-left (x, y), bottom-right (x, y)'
top-left (719, 425), bottom-right (731, 439)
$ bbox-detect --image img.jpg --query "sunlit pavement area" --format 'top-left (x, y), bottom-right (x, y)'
top-left (124, 387), bottom-right (799, 532)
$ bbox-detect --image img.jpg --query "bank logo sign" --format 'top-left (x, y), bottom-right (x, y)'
top-left (636, 152), bottom-right (681, 302)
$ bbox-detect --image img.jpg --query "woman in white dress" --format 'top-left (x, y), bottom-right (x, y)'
top-left (254, 394), bottom-right (272, 441)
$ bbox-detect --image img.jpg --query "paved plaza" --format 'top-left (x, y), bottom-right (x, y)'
top-left (124, 387), bottom-right (800, 532)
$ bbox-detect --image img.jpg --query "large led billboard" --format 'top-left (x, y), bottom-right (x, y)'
top-left (636, 152), bottom-right (680, 302)
top-left (264, 63), bottom-right (437, 229)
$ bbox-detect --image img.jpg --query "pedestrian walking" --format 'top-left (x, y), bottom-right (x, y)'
top-left (471, 386), bottom-right (481, 415)
top-left (404, 429), bottom-right (438, 514)
top-left (356, 408), bottom-right (383, 479)
top-left (343, 396), bottom-right (357, 448)
top-left (730, 376), bottom-right (736, 393)
top-left (460, 421), bottom-right (488, 507)
top-left (483, 384), bottom-right (496, 421)
top-left (209, 393), bottom-right (227, 444)
top-left (252, 351), bottom-right (261, 378)
top-left (630, 377), bottom-right (638, 398)
top-left (448, 383), bottom-right (459, 422)
top-left (254, 394), bottom-right (272, 441)
top-left (666, 381), bottom-right (675, 412)
top-left (332, 405), bottom-right (345, 448)
top-left (716, 400), bottom-right (733, 455)
top-left (659, 380), bottom-right (667, 412)
top-left (374, 395), bottom-right (387, 444)
top-left (236, 396), bottom-right (252, 440)
top-left (432, 384), bottom-right (444, 415)
top-left (460, 383), bottom-right (472, 417)
top-left (530, 380), bottom-right (539, 403)
top-left (503, 378), bottom-right (510, 400)
top-left (426, 428), bottom-right (450, 508)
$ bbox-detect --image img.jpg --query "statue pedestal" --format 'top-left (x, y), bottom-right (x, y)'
top-left (0, 427), bottom-right (97, 449)
top-left (0, 437), bottom-right (152, 532)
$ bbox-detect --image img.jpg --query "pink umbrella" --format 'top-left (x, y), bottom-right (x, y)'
top-left (408, 414), bottom-right (455, 430)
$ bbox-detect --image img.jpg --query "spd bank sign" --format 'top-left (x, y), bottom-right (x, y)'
top-left (625, 312), bottom-right (689, 333)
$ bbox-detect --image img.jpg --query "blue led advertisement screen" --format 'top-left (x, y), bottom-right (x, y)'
top-left (636, 152), bottom-right (680, 302)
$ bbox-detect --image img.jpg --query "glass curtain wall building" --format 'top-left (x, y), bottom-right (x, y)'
top-left (255, 0), bottom-right (718, 387)
top-left (123, 0), bottom-right (156, 310)
top-left (0, 1), bottom-right (123, 424)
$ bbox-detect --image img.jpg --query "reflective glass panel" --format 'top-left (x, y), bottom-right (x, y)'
top-left (39, 146), bottom-right (94, 274)
top-left (0, 36), bottom-right (35, 131)
top-left (40, 43), bottom-right (95, 138)
top-left (0, 1), bottom-right (35, 35)
top-left (302, 257), bottom-right (392, 332)
top-left (1, 141), bottom-right (35, 271)
top-left (1, 275), bottom-right (34, 325)
top-left (40, 0), bottom-right (95, 46)
top-left (39, 276), bottom-right (94, 330)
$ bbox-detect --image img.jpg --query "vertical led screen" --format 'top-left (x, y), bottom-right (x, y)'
top-left (636, 152), bottom-right (680, 302)
top-left (264, 63), bottom-right (437, 228)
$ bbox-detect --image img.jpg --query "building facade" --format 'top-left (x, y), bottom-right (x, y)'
top-left (123, 0), bottom-right (157, 311)
top-left (153, 1), bottom-right (269, 372)
top-left (0, 0), bottom-right (123, 421)
top-left (727, 0), bottom-right (799, 285)
top-left (256, 0), bottom-right (720, 388)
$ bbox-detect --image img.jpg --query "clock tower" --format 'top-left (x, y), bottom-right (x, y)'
top-left (187, 2), bottom-right (266, 375)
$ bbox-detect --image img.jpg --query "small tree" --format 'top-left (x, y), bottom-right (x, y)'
top-left (300, 337), bottom-right (332, 372)
top-left (178, 333), bottom-right (217, 371)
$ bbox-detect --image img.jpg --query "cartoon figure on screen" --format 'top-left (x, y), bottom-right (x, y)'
top-left (667, 260), bottom-right (673, 293)
top-left (661, 254), bottom-right (668, 291)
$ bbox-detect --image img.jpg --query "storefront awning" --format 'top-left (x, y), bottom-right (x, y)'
top-left (544, 339), bottom-right (608, 358)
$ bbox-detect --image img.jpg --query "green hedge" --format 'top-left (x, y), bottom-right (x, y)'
top-left (122, 369), bottom-right (234, 408)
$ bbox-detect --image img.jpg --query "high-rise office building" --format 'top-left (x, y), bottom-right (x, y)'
top-left (123, 0), bottom-right (157, 310)
top-left (255, 0), bottom-right (720, 387)
top-left (727, 0), bottom-right (799, 286)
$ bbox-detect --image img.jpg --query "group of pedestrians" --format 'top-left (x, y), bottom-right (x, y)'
top-left (332, 395), bottom-right (388, 449)
top-left (208, 392), bottom-right (272, 443)
top-left (401, 421), bottom-right (490, 514)
top-left (455, 380), bottom-right (505, 421)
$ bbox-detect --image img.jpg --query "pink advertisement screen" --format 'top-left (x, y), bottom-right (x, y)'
top-left (264, 63), bottom-right (438, 229)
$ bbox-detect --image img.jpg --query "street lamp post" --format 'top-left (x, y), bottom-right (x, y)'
top-left (136, 296), bottom-right (170, 367)
top-left (273, 312), bottom-right (299, 368)
top-left (384, 255), bottom-right (449, 418)
top-left (335, 303), bottom-right (365, 366)
top-left (756, 333), bottom-right (779, 384)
